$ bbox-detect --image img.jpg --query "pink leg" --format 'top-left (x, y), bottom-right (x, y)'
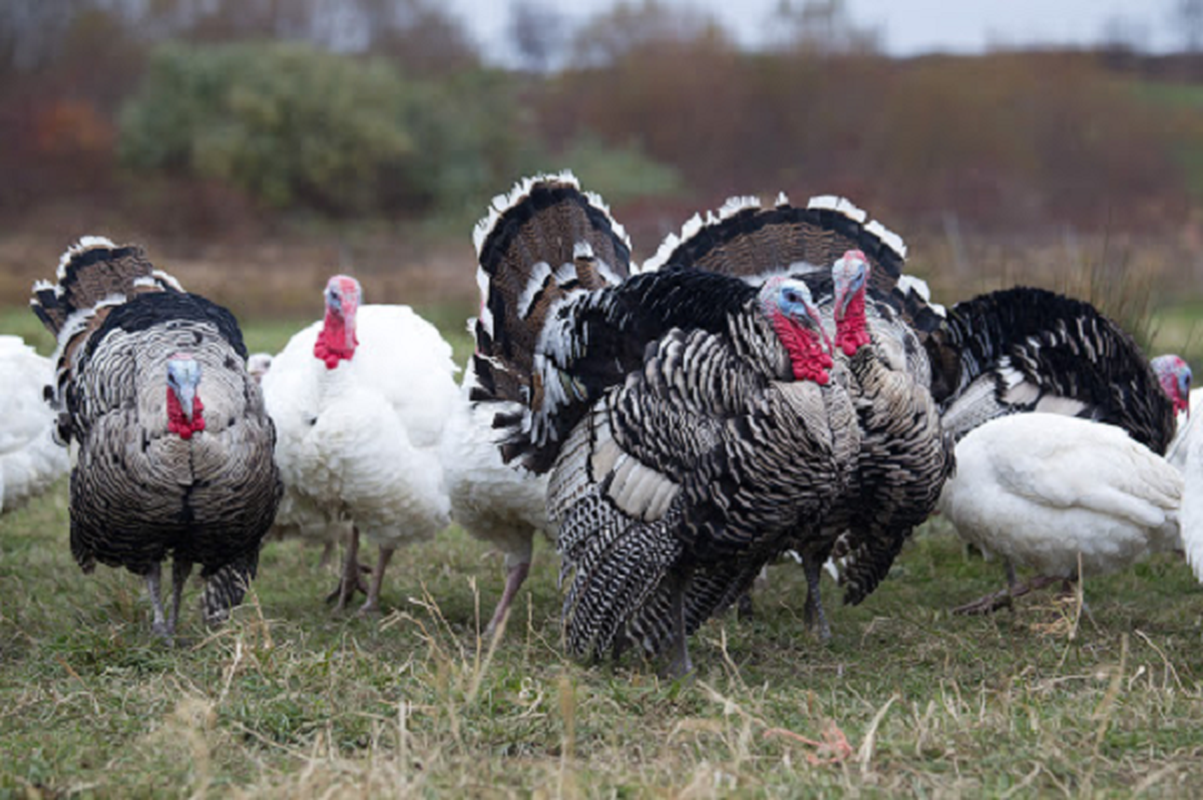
top-left (359, 546), bottom-right (395, 616)
top-left (326, 526), bottom-right (367, 611)
top-left (485, 560), bottom-right (532, 638)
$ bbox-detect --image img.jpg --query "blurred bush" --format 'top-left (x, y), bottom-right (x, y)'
top-left (120, 43), bottom-right (416, 214)
top-left (118, 42), bottom-right (538, 218)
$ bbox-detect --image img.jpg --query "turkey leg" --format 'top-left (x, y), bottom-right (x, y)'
top-left (664, 569), bottom-right (694, 679)
top-left (328, 525), bottom-right (367, 611)
top-left (486, 560), bottom-right (531, 639)
top-left (168, 559), bottom-right (193, 637)
top-left (359, 545), bottom-right (395, 615)
top-left (146, 562), bottom-right (170, 639)
top-left (802, 554), bottom-right (832, 642)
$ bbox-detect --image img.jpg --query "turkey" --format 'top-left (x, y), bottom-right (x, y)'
top-left (471, 172), bottom-right (859, 675)
top-left (261, 275), bottom-right (458, 615)
top-left (643, 194), bottom-right (952, 640)
top-left (30, 237), bottom-right (281, 638)
top-left (1152, 354), bottom-right (1194, 470)
top-left (247, 352), bottom-right (273, 384)
top-left (938, 411), bottom-right (1187, 614)
top-left (441, 358), bottom-right (551, 637)
top-left (922, 287), bottom-right (1177, 454)
top-left (0, 336), bottom-right (69, 513)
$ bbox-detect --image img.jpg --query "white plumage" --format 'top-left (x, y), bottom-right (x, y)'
top-left (0, 336), bottom-right (69, 513)
top-left (262, 277), bottom-right (459, 614)
top-left (441, 359), bottom-right (551, 635)
top-left (938, 412), bottom-right (1185, 610)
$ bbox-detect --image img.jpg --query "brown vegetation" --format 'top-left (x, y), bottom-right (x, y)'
top-left (3, 0), bottom-right (1203, 318)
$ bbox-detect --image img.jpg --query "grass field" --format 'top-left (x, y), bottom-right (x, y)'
top-left (3, 314), bottom-right (1203, 797)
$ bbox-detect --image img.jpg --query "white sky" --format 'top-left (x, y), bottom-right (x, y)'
top-left (442, 0), bottom-right (1183, 63)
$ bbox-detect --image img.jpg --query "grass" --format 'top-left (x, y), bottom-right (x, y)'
top-left (4, 483), bottom-right (1203, 797)
top-left (3, 313), bottom-right (1203, 798)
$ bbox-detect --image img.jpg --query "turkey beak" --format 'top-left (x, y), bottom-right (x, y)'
top-left (833, 286), bottom-right (850, 321)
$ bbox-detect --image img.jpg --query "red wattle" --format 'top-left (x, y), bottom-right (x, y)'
top-left (314, 309), bottom-right (358, 369)
top-left (166, 390), bottom-right (205, 439)
top-left (835, 291), bottom-right (871, 356)
top-left (773, 316), bottom-right (830, 385)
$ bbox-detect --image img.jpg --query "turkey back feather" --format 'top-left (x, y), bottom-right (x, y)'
top-left (930, 286), bottom-right (1175, 454)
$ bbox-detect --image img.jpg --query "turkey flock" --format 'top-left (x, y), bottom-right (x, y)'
top-left (5, 174), bottom-right (1203, 675)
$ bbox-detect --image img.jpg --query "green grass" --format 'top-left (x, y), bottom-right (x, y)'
top-left (3, 314), bottom-right (1203, 796)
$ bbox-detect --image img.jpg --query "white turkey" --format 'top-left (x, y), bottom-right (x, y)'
top-left (30, 237), bottom-right (282, 638)
top-left (642, 193), bottom-right (952, 641)
top-left (0, 336), bottom-right (69, 513)
top-left (937, 411), bottom-right (1188, 613)
top-left (470, 173), bottom-right (860, 675)
top-left (247, 352), bottom-right (273, 384)
top-left (261, 275), bottom-right (458, 615)
top-left (441, 358), bottom-right (551, 637)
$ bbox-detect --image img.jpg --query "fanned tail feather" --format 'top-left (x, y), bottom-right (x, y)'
top-left (471, 172), bottom-right (632, 409)
top-left (31, 237), bottom-right (181, 337)
top-left (642, 193), bottom-right (907, 298)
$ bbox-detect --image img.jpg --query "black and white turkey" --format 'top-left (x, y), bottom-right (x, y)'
top-left (30, 237), bottom-right (282, 638)
top-left (643, 194), bottom-right (953, 640)
top-left (470, 173), bottom-right (860, 674)
top-left (0, 336), bottom-right (69, 514)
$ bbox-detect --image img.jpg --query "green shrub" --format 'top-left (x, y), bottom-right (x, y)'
top-left (119, 42), bottom-right (463, 215)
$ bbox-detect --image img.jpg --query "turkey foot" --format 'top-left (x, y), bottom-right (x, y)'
top-left (952, 574), bottom-right (1064, 615)
top-left (328, 527), bottom-right (369, 611)
top-left (661, 569), bottom-right (694, 680)
top-left (357, 546), bottom-right (395, 616)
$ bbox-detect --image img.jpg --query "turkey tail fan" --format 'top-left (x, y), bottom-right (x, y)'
top-left (31, 236), bottom-right (183, 338)
top-left (930, 286), bottom-right (1175, 455)
top-left (642, 193), bottom-right (906, 297)
top-left (471, 171), bottom-right (633, 411)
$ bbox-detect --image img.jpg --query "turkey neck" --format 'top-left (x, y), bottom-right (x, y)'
top-left (835, 292), bottom-right (870, 357)
top-left (314, 307), bottom-right (358, 369)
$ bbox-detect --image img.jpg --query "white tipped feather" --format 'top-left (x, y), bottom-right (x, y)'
top-left (806, 195), bottom-right (867, 223)
top-left (57, 236), bottom-right (117, 278)
top-left (775, 191), bottom-right (790, 207)
top-left (517, 262), bottom-right (553, 320)
top-left (472, 171), bottom-right (630, 263)
top-left (641, 232), bottom-right (680, 274)
top-left (719, 195), bottom-right (762, 219)
top-left (475, 267), bottom-right (493, 335)
top-left (573, 241), bottom-right (594, 260)
top-left (864, 218), bottom-right (908, 259)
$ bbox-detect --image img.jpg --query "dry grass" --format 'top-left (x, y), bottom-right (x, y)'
top-left (3, 484), bottom-right (1203, 798)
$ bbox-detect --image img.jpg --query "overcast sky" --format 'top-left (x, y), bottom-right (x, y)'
top-left (442, 0), bottom-right (1182, 63)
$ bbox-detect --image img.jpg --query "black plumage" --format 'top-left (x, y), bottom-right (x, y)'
top-left (647, 196), bottom-right (951, 639)
top-left (926, 286), bottom-right (1176, 455)
top-left (472, 174), bottom-right (859, 673)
